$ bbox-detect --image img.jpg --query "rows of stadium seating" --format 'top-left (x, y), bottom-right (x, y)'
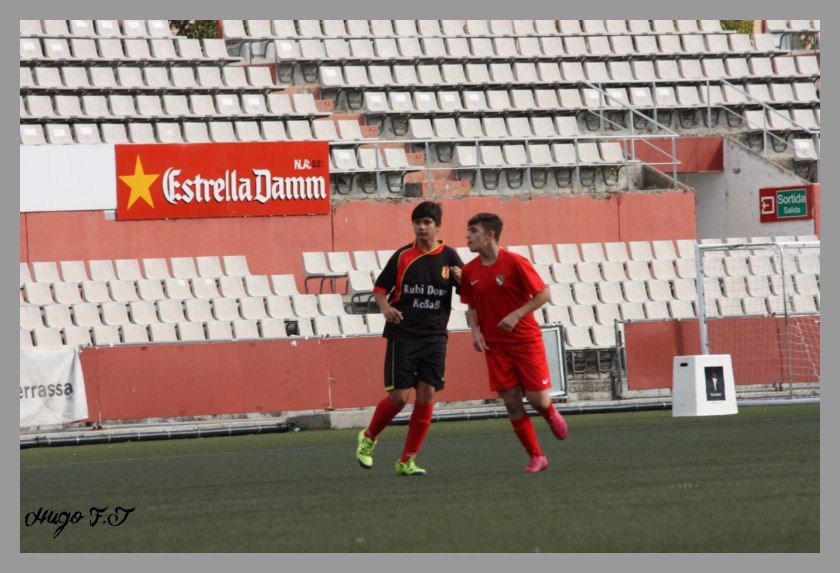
top-left (224, 19), bottom-right (734, 38)
top-left (20, 20), bottom-right (820, 194)
top-left (20, 236), bottom-right (819, 353)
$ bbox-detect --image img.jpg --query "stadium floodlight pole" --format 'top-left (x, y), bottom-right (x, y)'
top-left (695, 243), bottom-right (709, 355)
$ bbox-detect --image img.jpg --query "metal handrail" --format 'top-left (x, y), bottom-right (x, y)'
top-left (581, 79), bottom-right (682, 184)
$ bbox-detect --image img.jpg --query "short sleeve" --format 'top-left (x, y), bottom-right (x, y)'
top-left (447, 247), bottom-right (464, 294)
top-left (374, 251), bottom-right (399, 295)
top-left (516, 256), bottom-right (546, 297)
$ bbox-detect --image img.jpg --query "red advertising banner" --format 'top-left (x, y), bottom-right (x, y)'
top-left (759, 184), bottom-right (813, 223)
top-left (115, 141), bottom-right (330, 221)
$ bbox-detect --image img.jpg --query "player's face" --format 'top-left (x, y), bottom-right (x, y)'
top-left (413, 217), bottom-right (439, 242)
top-left (466, 224), bottom-right (493, 252)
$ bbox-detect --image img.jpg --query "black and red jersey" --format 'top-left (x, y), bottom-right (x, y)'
top-left (373, 241), bottom-right (463, 341)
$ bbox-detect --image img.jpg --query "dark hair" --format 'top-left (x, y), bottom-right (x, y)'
top-left (468, 213), bottom-right (503, 241)
top-left (411, 201), bottom-right (442, 227)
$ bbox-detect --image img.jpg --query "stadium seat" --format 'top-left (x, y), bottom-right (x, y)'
top-left (547, 284), bottom-right (574, 306)
top-left (184, 299), bottom-right (214, 323)
top-left (177, 322), bottom-right (206, 342)
top-left (163, 278), bottom-right (193, 300)
top-left (20, 306), bottom-right (45, 330)
top-left (158, 300), bottom-right (187, 324)
top-left (229, 319), bottom-right (259, 340)
top-left (644, 301), bottom-right (670, 321)
top-left (91, 325), bottom-right (120, 346)
top-left (790, 294), bottom-right (818, 314)
top-left (600, 261), bottom-right (627, 282)
top-left (647, 280), bottom-right (673, 302)
top-left (597, 282), bottom-right (624, 305)
top-left (628, 241), bottom-right (654, 261)
top-left (44, 305), bottom-right (74, 328)
top-left (64, 325), bottom-right (92, 346)
top-left (717, 298), bottom-right (744, 317)
top-left (53, 282), bottom-right (83, 305)
top-left (625, 260), bottom-right (652, 281)
top-left (623, 281), bottom-right (649, 303)
top-left (206, 321), bottom-right (234, 341)
top-left (576, 262), bottom-right (602, 283)
top-left (318, 294), bottom-right (347, 316)
top-left (33, 327), bottom-right (64, 347)
top-left (269, 275), bottom-right (298, 296)
top-left (445, 310), bottom-right (468, 331)
top-left (22, 283), bottom-right (54, 305)
top-left (32, 261), bottom-right (61, 283)
top-left (339, 314), bottom-right (367, 335)
top-left (313, 315), bottom-right (341, 336)
top-left (669, 300), bottom-right (696, 320)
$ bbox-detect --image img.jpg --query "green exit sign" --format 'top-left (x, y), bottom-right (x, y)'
top-left (760, 186), bottom-right (812, 223)
top-left (777, 189), bottom-right (809, 218)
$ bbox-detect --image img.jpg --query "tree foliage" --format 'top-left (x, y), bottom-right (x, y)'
top-left (721, 20), bottom-right (754, 34)
top-left (169, 20), bottom-right (219, 39)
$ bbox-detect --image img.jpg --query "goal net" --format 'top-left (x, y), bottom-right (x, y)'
top-left (697, 240), bottom-right (820, 391)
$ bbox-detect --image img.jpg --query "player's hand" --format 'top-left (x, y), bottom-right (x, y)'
top-left (497, 310), bottom-right (522, 332)
top-left (471, 330), bottom-right (489, 352)
top-left (451, 266), bottom-right (462, 283)
top-left (382, 306), bottom-right (404, 324)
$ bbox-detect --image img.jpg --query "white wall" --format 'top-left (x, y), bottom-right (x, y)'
top-left (687, 139), bottom-right (815, 239)
top-left (20, 145), bottom-right (116, 212)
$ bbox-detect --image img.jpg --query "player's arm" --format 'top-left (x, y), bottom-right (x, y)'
top-left (373, 293), bottom-right (403, 324)
top-left (466, 306), bottom-right (488, 352)
top-left (497, 287), bottom-right (551, 332)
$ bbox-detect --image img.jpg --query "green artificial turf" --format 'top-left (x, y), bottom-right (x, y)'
top-left (20, 404), bottom-right (819, 552)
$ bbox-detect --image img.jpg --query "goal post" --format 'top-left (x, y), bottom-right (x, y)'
top-left (696, 240), bottom-right (821, 395)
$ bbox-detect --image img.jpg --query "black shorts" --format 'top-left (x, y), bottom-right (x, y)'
top-left (383, 338), bottom-right (447, 392)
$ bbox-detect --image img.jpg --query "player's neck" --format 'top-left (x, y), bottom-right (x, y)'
top-left (479, 243), bottom-right (500, 265)
top-left (416, 238), bottom-right (439, 252)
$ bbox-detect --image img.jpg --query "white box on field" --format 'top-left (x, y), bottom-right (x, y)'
top-left (672, 354), bottom-right (738, 417)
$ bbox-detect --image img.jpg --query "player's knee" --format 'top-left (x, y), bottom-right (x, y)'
top-left (504, 400), bottom-right (526, 418)
top-left (415, 383), bottom-right (436, 404)
top-left (389, 394), bottom-right (408, 409)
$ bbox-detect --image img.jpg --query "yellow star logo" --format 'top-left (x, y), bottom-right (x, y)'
top-left (119, 155), bottom-right (159, 210)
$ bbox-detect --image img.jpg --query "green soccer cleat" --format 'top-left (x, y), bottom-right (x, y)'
top-left (356, 430), bottom-right (376, 469)
top-left (395, 456), bottom-right (426, 476)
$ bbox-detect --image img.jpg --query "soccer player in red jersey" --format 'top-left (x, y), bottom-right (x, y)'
top-left (355, 201), bottom-right (463, 476)
top-left (460, 213), bottom-right (568, 473)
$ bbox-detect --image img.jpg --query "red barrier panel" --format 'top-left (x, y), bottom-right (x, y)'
top-left (624, 320), bottom-right (701, 390)
top-left (625, 317), bottom-right (821, 390)
top-left (629, 136), bottom-right (724, 173)
top-left (21, 191), bottom-right (697, 277)
top-left (79, 332), bottom-right (494, 422)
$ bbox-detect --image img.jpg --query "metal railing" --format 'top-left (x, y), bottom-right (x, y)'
top-left (706, 77), bottom-right (820, 161)
top-left (582, 79), bottom-right (682, 184)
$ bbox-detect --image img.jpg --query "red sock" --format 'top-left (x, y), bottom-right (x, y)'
top-left (400, 401), bottom-right (434, 462)
top-left (365, 396), bottom-right (405, 439)
top-left (510, 415), bottom-right (543, 457)
top-left (535, 402), bottom-right (557, 423)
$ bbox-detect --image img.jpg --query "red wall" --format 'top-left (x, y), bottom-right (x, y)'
top-left (20, 191), bottom-right (697, 275)
top-left (630, 136), bottom-right (724, 174)
top-left (625, 317), bottom-right (821, 390)
top-left (19, 214), bottom-right (28, 262)
top-left (78, 332), bottom-right (494, 422)
top-left (813, 183), bottom-right (820, 237)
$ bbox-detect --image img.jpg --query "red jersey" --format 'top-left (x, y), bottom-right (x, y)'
top-left (460, 249), bottom-right (547, 344)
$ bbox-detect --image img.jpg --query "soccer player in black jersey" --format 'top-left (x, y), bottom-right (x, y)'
top-left (355, 201), bottom-right (463, 476)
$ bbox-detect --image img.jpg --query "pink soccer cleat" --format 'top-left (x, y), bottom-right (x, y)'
top-left (524, 455), bottom-right (549, 473)
top-left (548, 411), bottom-right (569, 440)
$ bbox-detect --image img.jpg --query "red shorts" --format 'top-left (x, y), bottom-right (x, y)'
top-left (483, 338), bottom-right (551, 393)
